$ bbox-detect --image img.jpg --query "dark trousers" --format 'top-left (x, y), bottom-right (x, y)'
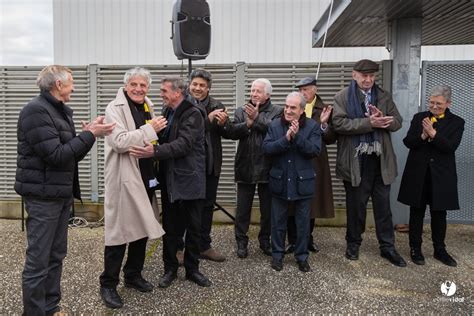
top-left (176, 175), bottom-right (219, 252)
top-left (162, 189), bottom-right (202, 273)
top-left (344, 155), bottom-right (395, 251)
top-left (287, 217), bottom-right (315, 245)
top-left (99, 237), bottom-right (148, 288)
top-left (272, 198), bottom-right (311, 262)
top-left (99, 189), bottom-right (154, 288)
top-left (22, 197), bottom-right (72, 316)
top-left (200, 175), bottom-right (219, 251)
top-left (409, 207), bottom-right (447, 250)
top-left (234, 182), bottom-right (271, 246)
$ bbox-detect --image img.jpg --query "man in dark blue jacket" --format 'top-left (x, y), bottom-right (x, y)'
top-left (15, 65), bottom-right (115, 315)
top-left (263, 92), bottom-right (321, 272)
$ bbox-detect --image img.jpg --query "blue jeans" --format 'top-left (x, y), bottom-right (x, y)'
top-left (271, 197), bottom-right (311, 262)
top-left (22, 197), bottom-right (72, 316)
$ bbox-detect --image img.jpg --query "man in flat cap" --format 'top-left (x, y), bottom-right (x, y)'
top-left (331, 59), bottom-right (407, 267)
top-left (284, 77), bottom-right (337, 255)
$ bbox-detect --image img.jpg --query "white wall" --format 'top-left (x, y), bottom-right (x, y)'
top-left (53, 0), bottom-right (474, 65)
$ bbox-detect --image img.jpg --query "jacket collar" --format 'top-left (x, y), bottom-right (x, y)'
top-left (41, 90), bottom-right (73, 117)
top-left (250, 98), bottom-right (271, 112)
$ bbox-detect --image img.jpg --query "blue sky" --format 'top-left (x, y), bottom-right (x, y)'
top-left (0, 0), bottom-right (53, 65)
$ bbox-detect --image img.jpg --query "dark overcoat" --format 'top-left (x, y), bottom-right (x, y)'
top-left (155, 99), bottom-right (206, 203)
top-left (309, 96), bottom-right (337, 218)
top-left (398, 108), bottom-right (465, 210)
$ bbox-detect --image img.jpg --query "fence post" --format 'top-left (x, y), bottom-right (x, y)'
top-left (235, 62), bottom-right (246, 109)
top-left (89, 64), bottom-right (99, 202)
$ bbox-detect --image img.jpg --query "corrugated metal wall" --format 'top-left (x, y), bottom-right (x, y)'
top-left (1, 61), bottom-right (380, 209)
top-left (52, 0), bottom-right (393, 65)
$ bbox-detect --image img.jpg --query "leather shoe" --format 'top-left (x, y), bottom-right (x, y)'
top-left (345, 245), bottom-right (359, 260)
top-left (381, 249), bottom-right (407, 267)
top-left (410, 248), bottom-right (425, 265)
top-left (434, 249), bottom-right (457, 267)
top-left (260, 243), bottom-right (272, 256)
top-left (271, 258), bottom-right (283, 271)
top-left (297, 260), bottom-right (311, 272)
top-left (237, 243), bottom-right (248, 259)
top-left (308, 242), bottom-right (320, 253)
top-left (200, 248), bottom-right (226, 262)
top-left (124, 277), bottom-right (153, 292)
top-left (285, 244), bottom-right (295, 254)
top-left (158, 271), bottom-right (177, 288)
top-left (186, 271), bottom-right (212, 287)
top-left (100, 287), bottom-right (123, 309)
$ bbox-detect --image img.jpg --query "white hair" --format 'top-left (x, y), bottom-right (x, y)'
top-left (252, 78), bottom-right (272, 95)
top-left (124, 67), bottom-right (152, 86)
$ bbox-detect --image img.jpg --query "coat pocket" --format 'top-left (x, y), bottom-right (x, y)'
top-left (269, 168), bottom-right (284, 195)
top-left (173, 168), bottom-right (200, 196)
top-left (296, 169), bottom-right (316, 196)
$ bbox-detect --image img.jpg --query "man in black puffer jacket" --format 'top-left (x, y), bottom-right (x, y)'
top-left (15, 65), bottom-right (115, 316)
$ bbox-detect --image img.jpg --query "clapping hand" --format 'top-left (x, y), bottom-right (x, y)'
top-left (82, 116), bottom-right (115, 137)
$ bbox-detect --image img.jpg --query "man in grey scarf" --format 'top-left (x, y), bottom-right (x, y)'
top-left (332, 59), bottom-right (406, 267)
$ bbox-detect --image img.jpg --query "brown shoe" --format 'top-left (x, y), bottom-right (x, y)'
top-left (176, 250), bottom-right (184, 266)
top-left (200, 248), bottom-right (226, 262)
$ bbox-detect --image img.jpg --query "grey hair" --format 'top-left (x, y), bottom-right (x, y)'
top-left (123, 67), bottom-right (152, 86)
top-left (36, 65), bottom-right (72, 91)
top-left (430, 85), bottom-right (452, 102)
top-left (252, 78), bottom-right (272, 95)
top-left (287, 91), bottom-right (306, 109)
top-left (190, 68), bottom-right (212, 89)
top-left (162, 77), bottom-right (186, 96)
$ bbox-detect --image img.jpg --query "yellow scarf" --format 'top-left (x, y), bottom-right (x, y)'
top-left (144, 102), bottom-right (157, 145)
top-left (430, 113), bottom-right (445, 123)
top-left (304, 97), bottom-right (316, 118)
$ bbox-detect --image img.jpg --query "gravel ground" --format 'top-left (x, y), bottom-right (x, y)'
top-left (0, 218), bottom-right (472, 314)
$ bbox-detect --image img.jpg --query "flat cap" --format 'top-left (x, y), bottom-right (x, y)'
top-left (295, 77), bottom-right (317, 88)
top-left (353, 59), bottom-right (379, 73)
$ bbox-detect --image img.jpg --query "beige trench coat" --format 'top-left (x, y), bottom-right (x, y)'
top-left (103, 88), bottom-right (165, 246)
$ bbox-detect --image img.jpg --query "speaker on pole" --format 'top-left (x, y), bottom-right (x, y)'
top-left (171, 0), bottom-right (211, 60)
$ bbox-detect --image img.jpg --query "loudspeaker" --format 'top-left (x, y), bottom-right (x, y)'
top-left (171, 0), bottom-right (211, 60)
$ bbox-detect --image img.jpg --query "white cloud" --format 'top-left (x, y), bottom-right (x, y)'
top-left (0, 0), bottom-right (53, 65)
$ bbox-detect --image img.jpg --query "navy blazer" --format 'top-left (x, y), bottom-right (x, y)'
top-left (398, 108), bottom-right (465, 210)
top-left (263, 117), bottom-right (321, 201)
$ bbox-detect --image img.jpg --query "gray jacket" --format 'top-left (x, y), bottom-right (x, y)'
top-left (332, 84), bottom-right (402, 186)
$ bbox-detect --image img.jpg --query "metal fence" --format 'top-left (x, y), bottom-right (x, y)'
top-left (421, 61), bottom-right (474, 224)
top-left (0, 62), bottom-right (383, 208)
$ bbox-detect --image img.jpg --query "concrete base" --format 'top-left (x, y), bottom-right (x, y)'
top-left (0, 200), bottom-right (377, 228)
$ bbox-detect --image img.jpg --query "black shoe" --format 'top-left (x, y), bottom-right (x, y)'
top-left (158, 271), bottom-right (177, 288)
top-left (297, 260), bottom-right (311, 272)
top-left (260, 243), bottom-right (272, 256)
top-left (271, 258), bottom-right (283, 271)
top-left (124, 277), bottom-right (154, 292)
top-left (285, 244), bottom-right (295, 254)
top-left (381, 249), bottom-right (407, 267)
top-left (237, 242), bottom-right (248, 259)
top-left (186, 271), bottom-right (212, 287)
top-left (308, 242), bottom-right (320, 253)
top-left (434, 249), bottom-right (457, 267)
top-left (345, 245), bottom-right (359, 260)
top-left (100, 287), bottom-right (123, 309)
top-left (410, 248), bottom-right (425, 265)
